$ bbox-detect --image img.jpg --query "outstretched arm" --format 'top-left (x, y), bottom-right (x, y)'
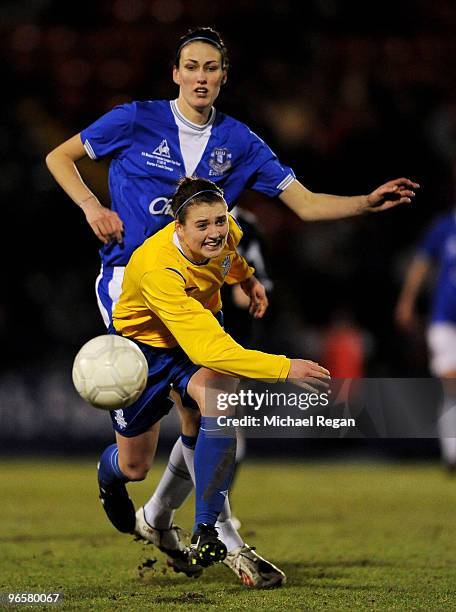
top-left (45, 134), bottom-right (124, 244)
top-left (279, 178), bottom-right (419, 222)
top-left (132, 268), bottom-right (330, 388)
top-left (395, 256), bottom-right (431, 331)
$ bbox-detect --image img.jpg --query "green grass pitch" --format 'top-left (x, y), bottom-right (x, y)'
top-left (2, 458), bottom-right (456, 610)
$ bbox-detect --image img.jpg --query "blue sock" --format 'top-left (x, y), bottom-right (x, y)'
top-left (194, 416), bottom-right (236, 529)
top-left (98, 443), bottom-right (129, 488)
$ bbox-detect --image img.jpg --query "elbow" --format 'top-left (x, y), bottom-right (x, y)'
top-left (297, 192), bottom-right (317, 221)
top-left (45, 145), bottom-right (67, 172)
top-left (45, 149), bottom-right (56, 171)
top-left (291, 206), bottom-right (313, 222)
top-left (296, 208), bottom-right (313, 222)
top-left (45, 147), bottom-right (68, 178)
top-left (287, 197), bottom-right (316, 222)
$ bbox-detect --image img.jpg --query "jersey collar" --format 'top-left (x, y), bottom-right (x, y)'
top-left (170, 99), bottom-right (216, 132)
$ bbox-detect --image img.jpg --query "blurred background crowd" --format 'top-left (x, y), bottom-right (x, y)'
top-left (1, 0), bottom-right (455, 453)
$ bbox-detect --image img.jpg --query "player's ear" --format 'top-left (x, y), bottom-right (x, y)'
top-left (175, 219), bottom-right (184, 236)
top-left (221, 71), bottom-right (227, 86)
top-left (172, 66), bottom-right (180, 86)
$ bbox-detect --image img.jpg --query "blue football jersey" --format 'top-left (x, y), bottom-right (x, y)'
top-left (80, 99), bottom-right (295, 267)
top-left (417, 212), bottom-right (456, 324)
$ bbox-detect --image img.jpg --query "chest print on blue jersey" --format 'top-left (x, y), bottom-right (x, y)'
top-left (221, 255), bottom-right (231, 277)
top-left (141, 138), bottom-right (181, 172)
top-left (153, 139), bottom-right (171, 157)
top-left (209, 147), bottom-right (232, 176)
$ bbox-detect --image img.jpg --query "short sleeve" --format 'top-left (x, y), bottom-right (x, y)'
top-left (242, 128), bottom-right (295, 197)
top-left (80, 103), bottom-right (135, 160)
top-left (417, 217), bottom-right (450, 261)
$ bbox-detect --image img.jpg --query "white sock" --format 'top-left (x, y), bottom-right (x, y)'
top-left (181, 443), bottom-right (196, 483)
top-left (143, 438), bottom-right (193, 529)
top-left (235, 427), bottom-right (246, 462)
top-left (438, 397), bottom-right (456, 465)
top-left (216, 497), bottom-right (244, 552)
top-left (181, 441), bottom-right (243, 552)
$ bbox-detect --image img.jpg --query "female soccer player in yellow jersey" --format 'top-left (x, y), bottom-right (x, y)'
top-left (100, 176), bottom-right (330, 569)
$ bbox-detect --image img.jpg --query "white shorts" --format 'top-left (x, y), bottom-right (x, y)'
top-left (95, 265), bottom-right (126, 328)
top-left (427, 323), bottom-right (456, 376)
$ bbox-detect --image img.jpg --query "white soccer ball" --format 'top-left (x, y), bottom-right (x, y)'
top-left (72, 335), bottom-right (148, 410)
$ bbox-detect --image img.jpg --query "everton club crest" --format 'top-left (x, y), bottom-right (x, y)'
top-left (209, 147), bottom-right (232, 176)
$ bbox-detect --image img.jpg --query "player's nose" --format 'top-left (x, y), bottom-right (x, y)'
top-left (207, 226), bottom-right (219, 238)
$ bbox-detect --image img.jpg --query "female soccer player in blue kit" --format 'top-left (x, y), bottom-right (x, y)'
top-left (46, 26), bottom-right (418, 586)
top-left (396, 210), bottom-right (456, 471)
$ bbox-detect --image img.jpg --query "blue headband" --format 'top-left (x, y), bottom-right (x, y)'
top-left (176, 36), bottom-right (224, 63)
top-left (174, 190), bottom-right (223, 218)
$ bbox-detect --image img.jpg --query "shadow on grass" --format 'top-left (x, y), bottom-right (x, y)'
top-left (147, 592), bottom-right (214, 605)
top-left (277, 559), bottom-right (394, 588)
top-left (134, 557), bottom-right (388, 592)
top-left (299, 559), bottom-right (395, 569)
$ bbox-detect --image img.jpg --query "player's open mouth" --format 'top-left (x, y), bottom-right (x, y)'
top-left (194, 88), bottom-right (208, 95)
top-left (203, 238), bottom-right (224, 249)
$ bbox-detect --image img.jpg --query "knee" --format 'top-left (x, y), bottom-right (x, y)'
top-left (177, 402), bottom-right (201, 436)
top-left (180, 408), bottom-right (200, 429)
top-left (119, 461), bottom-right (150, 481)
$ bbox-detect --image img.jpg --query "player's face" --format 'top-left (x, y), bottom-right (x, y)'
top-left (173, 42), bottom-right (227, 116)
top-left (176, 201), bottom-right (229, 262)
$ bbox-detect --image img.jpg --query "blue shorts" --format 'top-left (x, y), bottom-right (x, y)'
top-left (108, 331), bottom-right (200, 437)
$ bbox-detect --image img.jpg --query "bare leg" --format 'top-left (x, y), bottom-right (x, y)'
top-left (97, 423), bottom-right (160, 534)
top-left (116, 422), bottom-right (160, 481)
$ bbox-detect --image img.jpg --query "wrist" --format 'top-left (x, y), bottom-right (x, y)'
top-left (359, 194), bottom-right (371, 214)
top-left (78, 194), bottom-right (101, 211)
top-left (243, 273), bottom-right (257, 285)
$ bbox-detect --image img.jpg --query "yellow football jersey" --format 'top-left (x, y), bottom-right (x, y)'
top-left (113, 215), bottom-right (290, 381)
